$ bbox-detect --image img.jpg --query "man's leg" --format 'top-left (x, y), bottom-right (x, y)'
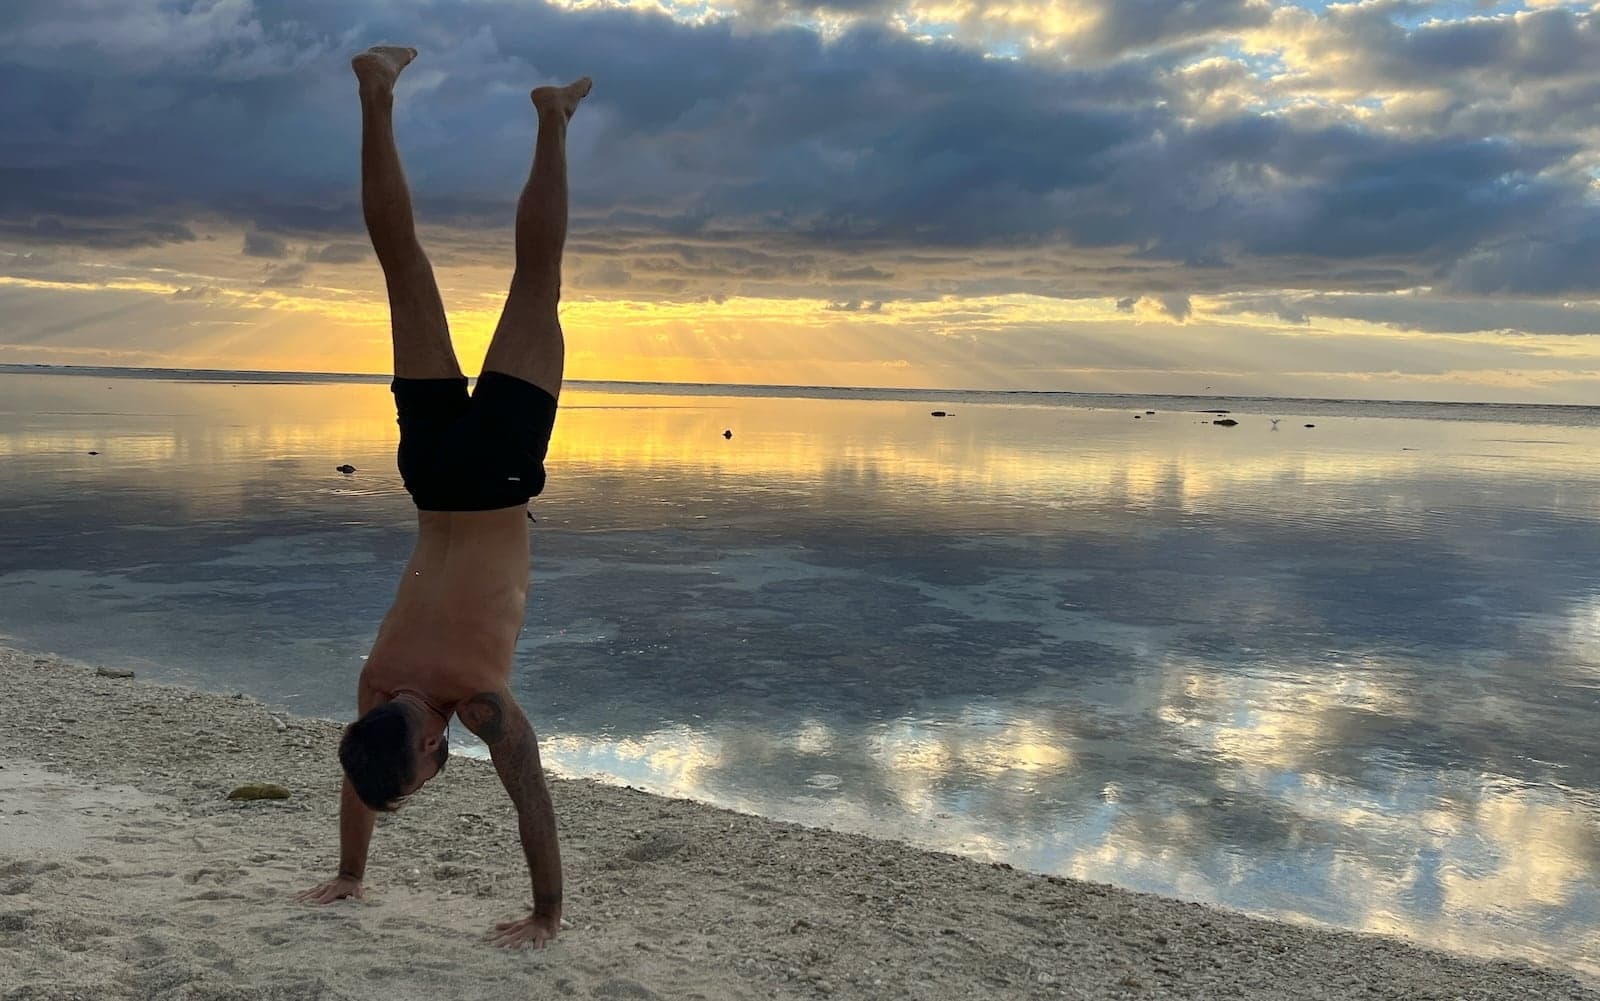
top-left (480, 78), bottom-right (593, 398)
top-left (352, 46), bottom-right (462, 380)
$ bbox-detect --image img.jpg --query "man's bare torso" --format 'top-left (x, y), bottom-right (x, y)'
top-left (361, 508), bottom-right (530, 705)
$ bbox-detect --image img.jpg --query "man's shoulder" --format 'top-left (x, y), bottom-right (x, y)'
top-left (455, 688), bottom-right (522, 743)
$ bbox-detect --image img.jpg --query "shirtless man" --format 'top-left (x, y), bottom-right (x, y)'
top-left (294, 45), bottom-right (591, 950)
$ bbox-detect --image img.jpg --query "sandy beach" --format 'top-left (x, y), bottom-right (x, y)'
top-left (0, 647), bottom-right (1594, 1001)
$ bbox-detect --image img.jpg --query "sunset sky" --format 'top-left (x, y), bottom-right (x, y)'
top-left (2, 0), bottom-right (1598, 401)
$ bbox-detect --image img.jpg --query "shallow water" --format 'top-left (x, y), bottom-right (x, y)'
top-left (2, 369), bottom-right (1598, 975)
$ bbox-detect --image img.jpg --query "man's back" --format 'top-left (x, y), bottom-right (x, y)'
top-left (364, 509), bottom-right (530, 702)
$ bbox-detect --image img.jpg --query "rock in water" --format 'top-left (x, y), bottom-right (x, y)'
top-left (723, 429), bottom-right (733, 439)
top-left (1304, 424), bottom-right (1316, 428)
top-left (95, 667), bottom-right (135, 679)
top-left (930, 411), bottom-right (949, 417)
top-left (87, 450), bottom-right (100, 455)
top-left (335, 464), bottom-right (356, 475)
top-left (227, 783), bottom-right (291, 801)
top-left (1213, 419), bottom-right (1239, 427)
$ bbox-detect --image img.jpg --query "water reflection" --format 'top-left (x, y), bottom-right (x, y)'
top-left (2, 372), bottom-right (1599, 978)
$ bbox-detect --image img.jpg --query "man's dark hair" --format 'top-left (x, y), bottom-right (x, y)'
top-left (339, 702), bottom-right (416, 811)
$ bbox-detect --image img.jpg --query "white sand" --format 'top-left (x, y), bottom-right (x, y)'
top-left (0, 647), bottom-right (1594, 1001)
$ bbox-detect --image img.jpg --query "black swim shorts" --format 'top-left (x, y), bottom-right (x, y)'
top-left (391, 371), bottom-right (558, 512)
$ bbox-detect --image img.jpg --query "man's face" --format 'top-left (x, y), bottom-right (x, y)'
top-left (402, 727), bottom-right (449, 797)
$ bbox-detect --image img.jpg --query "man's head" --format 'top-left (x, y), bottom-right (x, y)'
top-left (338, 698), bottom-right (449, 811)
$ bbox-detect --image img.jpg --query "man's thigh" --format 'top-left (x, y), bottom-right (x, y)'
top-left (481, 292), bottom-right (562, 399)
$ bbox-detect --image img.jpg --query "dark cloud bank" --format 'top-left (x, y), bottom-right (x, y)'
top-left (0, 0), bottom-right (1597, 307)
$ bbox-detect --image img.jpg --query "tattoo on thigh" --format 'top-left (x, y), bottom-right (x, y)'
top-left (462, 692), bottom-right (508, 743)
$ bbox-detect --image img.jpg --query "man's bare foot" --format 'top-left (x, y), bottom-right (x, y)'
top-left (352, 45), bottom-right (418, 98)
top-left (531, 77), bottom-right (593, 121)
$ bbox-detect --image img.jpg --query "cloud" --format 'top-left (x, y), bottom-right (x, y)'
top-left (1067, 0), bottom-right (1275, 60)
top-left (830, 265), bottom-right (893, 281)
top-left (1443, 223), bottom-right (1600, 297)
top-left (1270, 4), bottom-right (1600, 90)
top-left (1119, 293), bottom-right (1192, 322)
top-left (721, 0), bottom-right (1275, 60)
top-left (825, 299), bottom-right (884, 312)
top-left (1214, 290), bottom-right (1600, 336)
top-left (260, 261), bottom-right (309, 287)
top-left (1153, 293), bottom-right (1191, 322)
top-left (2, 0), bottom-right (1599, 392)
top-left (307, 242), bottom-right (369, 264)
top-left (243, 230), bottom-right (289, 259)
top-left (575, 259), bottom-right (633, 289)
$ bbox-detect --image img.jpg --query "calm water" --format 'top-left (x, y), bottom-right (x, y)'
top-left (2, 369), bottom-right (1598, 976)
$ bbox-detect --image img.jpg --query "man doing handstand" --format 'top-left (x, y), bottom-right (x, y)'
top-left (295, 45), bottom-right (591, 949)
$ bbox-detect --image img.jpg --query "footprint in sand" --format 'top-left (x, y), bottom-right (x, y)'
top-left (128, 932), bottom-right (168, 957)
top-left (593, 978), bottom-right (657, 1000)
top-left (188, 889), bottom-right (248, 902)
top-left (97, 833), bottom-right (159, 844)
top-left (0, 911), bottom-right (36, 932)
top-left (623, 832), bottom-right (688, 863)
top-left (192, 939), bottom-right (224, 959)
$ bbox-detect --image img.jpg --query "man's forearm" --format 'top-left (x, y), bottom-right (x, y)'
top-left (493, 729), bottom-right (563, 915)
top-left (460, 691), bottom-right (564, 914)
top-left (516, 779), bottom-right (563, 915)
top-left (338, 778), bottom-right (378, 880)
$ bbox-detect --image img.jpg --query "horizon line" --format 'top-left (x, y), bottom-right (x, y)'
top-left (1, 361), bottom-right (1594, 412)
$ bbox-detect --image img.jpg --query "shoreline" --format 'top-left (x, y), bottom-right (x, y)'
top-left (1, 646), bottom-right (1595, 1001)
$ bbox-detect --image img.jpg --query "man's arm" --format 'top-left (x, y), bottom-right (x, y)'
top-left (337, 778), bottom-right (379, 880)
top-left (294, 680), bottom-right (383, 904)
top-left (458, 687), bottom-right (563, 947)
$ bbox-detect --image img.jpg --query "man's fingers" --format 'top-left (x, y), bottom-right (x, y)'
top-left (485, 917), bottom-right (554, 949)
top-left (293, 883), bottom-right (359, 905)
top-left (486, 927), bottom-right (529, 948)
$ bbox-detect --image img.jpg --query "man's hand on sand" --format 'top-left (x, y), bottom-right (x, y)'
top-left (486, 911), bottom-right (560, 949)
top-left (294, 875), bottom-right (364, 904)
